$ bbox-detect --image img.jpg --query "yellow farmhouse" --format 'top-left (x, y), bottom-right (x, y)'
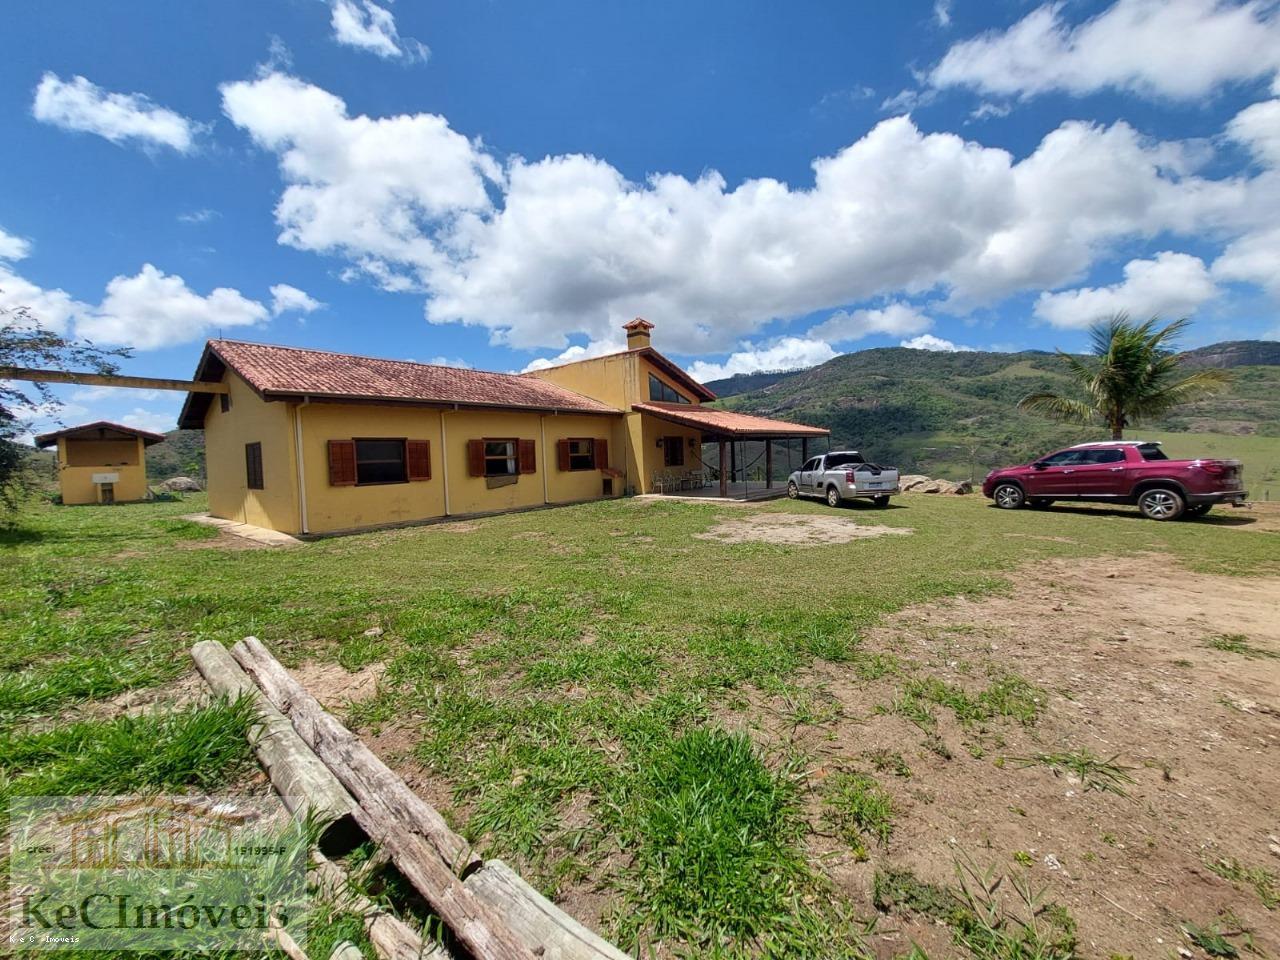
top-left (178, 320), bottom-right (828, 536)
top-left (36, 421), bottom-right (165, 505)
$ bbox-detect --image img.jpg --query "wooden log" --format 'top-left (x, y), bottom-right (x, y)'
top-left (0, 366), bottom-right (229, 393)
top-left (231, 639), bottom-right (536, 960)
top-left (464, 861), bottom-right (630, 960)
top-left (312, 854), bottom-right (451, 960)
top-left (191, 640), bottom-right (359, 842)
top-left (229, 638), bottom-right (475, 872)
top-left (329, 942), bottom-right (366, 960)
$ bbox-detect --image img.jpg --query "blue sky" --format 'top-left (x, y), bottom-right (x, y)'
top-left (3, 0), bottom-right (1279, 436)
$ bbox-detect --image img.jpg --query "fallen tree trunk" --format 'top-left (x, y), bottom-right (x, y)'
top-left (231, 638), bottom-right (535, 960)
top-left (312, 854), bottom-right (451, 960)
top-left (191, 640), bottom-right (359, 845)
top-left (464, 861), bottom-right (630, 960)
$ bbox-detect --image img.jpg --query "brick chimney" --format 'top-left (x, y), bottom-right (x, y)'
top-left (623, 318), bottom-right (654, 350)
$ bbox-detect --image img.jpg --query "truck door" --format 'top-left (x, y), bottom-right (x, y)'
top-left (800, 457), bottom-right (822, 494)
top-left (1024, 449), bottom-right (1089, 496)
top-left (1070, 447), bottom-right (1130, 496)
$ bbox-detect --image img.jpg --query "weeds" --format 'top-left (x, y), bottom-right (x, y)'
top-left (1204, 633), bottom-right (1279, 660)
top-left (1183, 911), bottom-right (1256, 958)
top-left (1010, 749), bottom-right (1136, 796)
top-left (1207, 857), bottom-right (1279, 910)
top-left (0, 696), bottom-right (257, 801)
top-left (824, 772), bottom-right (895, 859)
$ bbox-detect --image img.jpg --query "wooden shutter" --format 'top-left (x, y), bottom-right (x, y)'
top-left (557, 439), bottom-right (571, 472)
top-left (467, 439), bottom-right (486, 478)
top-left (518, 439), bottom-right (537, 475)
top-left (595, 438), bottom-right (608, 471)
top-left (328, 439), bottom-right (357, 486)
top-left (406, 440), bottom-right (431, 481)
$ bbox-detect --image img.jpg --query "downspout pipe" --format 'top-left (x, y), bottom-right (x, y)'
top-left (294, 398), bottom-right (310, 535)
top-left (539, 415), bottom-right (550, 505)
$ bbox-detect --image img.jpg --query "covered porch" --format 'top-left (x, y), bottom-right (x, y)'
top-left (632, 402), bottom-right (831, 500)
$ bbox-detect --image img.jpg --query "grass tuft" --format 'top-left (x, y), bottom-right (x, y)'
top-left (824, 772), bottom-right (895, 860)
top-left (1010, 749), bottom-right (1136, 796)
top-left (1204, 633), bottom-right (1279, 660)
top-left (0, 695), bottom-right (257, 801)
top-left (1206, 857), bottom-right (1279, 910)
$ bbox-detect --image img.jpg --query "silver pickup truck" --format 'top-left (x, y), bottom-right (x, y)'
top-left (787, 451), bottom-right (900, 508)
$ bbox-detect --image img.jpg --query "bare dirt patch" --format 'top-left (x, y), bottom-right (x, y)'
top-left (695, 514), bottom-right (912, 545)
top-left (290, 660), bottom-right (384, 711)
top-left (736, 554), bottom-right (1280, 959)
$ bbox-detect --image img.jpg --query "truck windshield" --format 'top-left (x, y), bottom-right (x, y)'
top-left (1138, 444), bottom-right (1168, 461)
top-left (825, 452), bottom-right (866, 467)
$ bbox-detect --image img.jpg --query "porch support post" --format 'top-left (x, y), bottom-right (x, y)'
top-left (802, 438), bottom-right (809, 461)
top-left (729, 440), bottom-right (737, 483)
top-left (765, 439), bottom-right (773, 488)
top-left (719, 440), bottom-right (728, 498)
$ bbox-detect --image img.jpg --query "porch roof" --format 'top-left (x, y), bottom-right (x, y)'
top-left (632, 402), bottom-right (829, 440)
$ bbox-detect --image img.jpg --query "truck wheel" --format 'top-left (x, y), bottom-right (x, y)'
top-left (787, 481), bottom-right (799, 499)
top-left (993, 483), bottom-right (1025, 509)
top-left (826, 486), bottom-right (843, 508)
top-left (1137, 487), bottom-right (1184, 521)
top-left (1183, 503), bottom-right (1212, 519)
top-left (872, 495), bottom-right (891, 508)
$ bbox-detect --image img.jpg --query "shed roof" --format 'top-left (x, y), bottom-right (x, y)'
top-left (35, 421), bottom-right (167, 448)
top-left (632, 402), bottom-right (829, 439)
top-left (178, 340), bottom-right (621, 428)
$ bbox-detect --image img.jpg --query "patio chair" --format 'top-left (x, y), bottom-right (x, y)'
top-left (651, 471), bottom-right (668, 494)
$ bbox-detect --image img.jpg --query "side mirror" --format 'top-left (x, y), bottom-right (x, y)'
top-left (1032, 461), bottom-right (1048, 470)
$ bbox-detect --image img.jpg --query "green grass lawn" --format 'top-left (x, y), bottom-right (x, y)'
top-left (2, 493), bottom-right (1277, 958)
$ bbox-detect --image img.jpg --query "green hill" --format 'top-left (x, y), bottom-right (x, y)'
top-left (714, 341), bottom-right (1280, 498)
top-left (145, 429), bottom-right (206, 482)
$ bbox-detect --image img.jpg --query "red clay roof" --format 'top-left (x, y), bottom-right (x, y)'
top-left (189, 340), bottom-right (620, 418)
top-left (633, 402), bottom-right (829, 438)
top-left (35, 420), bottom-right (167, 448)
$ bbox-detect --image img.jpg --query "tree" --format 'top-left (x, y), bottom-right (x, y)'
top-left (1, 305), bottom-right (132, 513)
top-left (1018, 314), bottom-right (1232, 440)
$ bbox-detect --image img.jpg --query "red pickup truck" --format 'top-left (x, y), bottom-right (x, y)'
top-left (982, 441), bottom-right (1247, 520)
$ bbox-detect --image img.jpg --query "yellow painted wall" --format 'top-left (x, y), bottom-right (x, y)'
top-left (55, 436), bottom-right (149, 504)
top-left (529, 351), bottom-right (708, 493)
top-left (203, 371), bottom-right (298, 531)
top-left (295, 404), bottom-right (624, 534)
top-left (638, 415), bottom-right (704, 492)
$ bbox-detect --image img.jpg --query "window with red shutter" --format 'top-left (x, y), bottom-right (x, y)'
top-left (406, 440), bottom-right (431, 481)
top-left (327, 440), bottom-right (357, 486)
top-left (595, 438), bottom-right (608, 471)
top-left (467, 439), bottom-right (487, 477)
top-left (557, 439), bottom-right (571, 472)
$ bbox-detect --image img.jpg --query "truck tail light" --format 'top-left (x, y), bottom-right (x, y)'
top-left (1196, 460), bottom-right (1226, 475)
top-left (845, 470), bottom-right (856, 484)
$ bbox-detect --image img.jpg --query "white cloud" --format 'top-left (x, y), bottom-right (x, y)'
top-left (520, 340), bottom-right (622, 373)
top-left (1214, 226), bottom-right (1280, 297)
top-left (71, 386), bottom-right (162, 403)
top-left (221, 71), bottom-right (1279, 355)
top-left (934, 0), bottom-right (952, 28)
top-left (1228, 97), bottom-right (1280, 167)
top-left (32, 73), bottom-right (199, 153)
top-left (809, 303), bottom-right (934, 344)
top-left (220, 72), bottom-right (497, 276)
top-left (119, 407), bottom-right (177, 435)
top-left (969, 102), bottom-right (1011, 121)
top-left (1034, 252), bottom-right (1218, 328)
top-left (0, 264), bottom-right (87, 334)
top-left (269, 283), bottom-right (324, 316)
top-left (900, 333), bottom-right (976, 351)
top-left (0, 226), bottom-right (31, 261)
top-left (330, 0), bottom-right (428, 61)
top-left (78, 264), bottom-right (268, 349)
top-left (685, 337), bottom-right (839, 383)
top-left (426, 356), bottom-right (472, 369)
top-left (930, 0), bottom-right (1280, 101)
top-left (178, 209), bottom-right (219, 225)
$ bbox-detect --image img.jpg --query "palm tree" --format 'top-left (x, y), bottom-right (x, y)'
top-left (1018, 314), bottom-right (1232, 440)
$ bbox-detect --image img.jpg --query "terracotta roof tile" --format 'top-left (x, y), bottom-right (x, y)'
top-left (632, 402), bottom-right (829, 438)
top-left (205, 340), bottom-right (619, 415)
top-left (35, 420), bottom-right (167, 448)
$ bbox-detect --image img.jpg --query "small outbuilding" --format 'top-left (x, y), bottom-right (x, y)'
top-left (35, 421), bottom-right (166, 505)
